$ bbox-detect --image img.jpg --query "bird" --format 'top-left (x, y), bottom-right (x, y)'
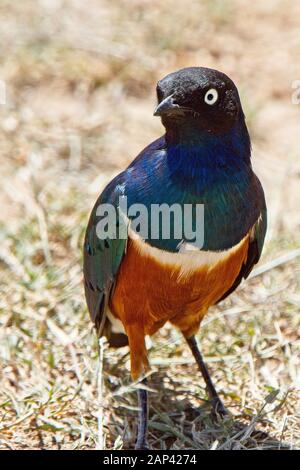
top-left (83, 66), bottom-right (267, 450)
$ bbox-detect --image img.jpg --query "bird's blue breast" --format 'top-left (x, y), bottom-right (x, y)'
top-left (103, 123), bottom-right (262, 252)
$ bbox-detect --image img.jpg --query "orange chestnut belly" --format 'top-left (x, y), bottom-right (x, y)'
top-left (110, 235), bottom-right (249, 380)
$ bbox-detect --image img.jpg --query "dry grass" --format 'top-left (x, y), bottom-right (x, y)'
top-left (0, 0), bottom-right (299, 450)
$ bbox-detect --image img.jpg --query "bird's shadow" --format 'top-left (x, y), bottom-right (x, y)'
top-left (149, 373), bottom-right (289, 450)
top-left (111, 370), bottom-right (290, 450)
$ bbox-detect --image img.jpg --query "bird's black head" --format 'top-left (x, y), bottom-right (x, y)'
top-left (154, 67), bottom-right (245, 137)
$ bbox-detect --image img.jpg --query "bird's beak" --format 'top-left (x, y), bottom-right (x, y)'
top-left (153, 94), bottom-right (180, 116)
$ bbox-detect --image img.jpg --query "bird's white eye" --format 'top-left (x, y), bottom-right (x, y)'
top-left (204, 88), bottom-right (218, 105)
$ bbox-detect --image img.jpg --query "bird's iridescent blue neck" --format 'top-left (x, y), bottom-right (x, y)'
top-left (164, 117), bottom-right (251, 192)
top-left (116, 116), bottom-right (258, 252)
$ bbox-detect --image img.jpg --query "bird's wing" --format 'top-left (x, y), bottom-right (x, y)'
top-left (216, 205), bottom-right (267, 303)
top-left (83, 184), bottom-right (128, 337)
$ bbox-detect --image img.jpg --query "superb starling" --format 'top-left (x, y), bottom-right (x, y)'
top-left (83, 67), bottom-right (267, 449)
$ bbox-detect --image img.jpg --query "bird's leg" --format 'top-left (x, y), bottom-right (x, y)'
top-left (185, 335), bottom-right (228, 418)
top-left (135, 378), bottom-right (149, 450)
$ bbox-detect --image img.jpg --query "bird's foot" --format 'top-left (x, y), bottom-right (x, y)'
top-left (135, 441), bottom-right (149, 450)
top-left (210, 396), bottom-right (229, 420)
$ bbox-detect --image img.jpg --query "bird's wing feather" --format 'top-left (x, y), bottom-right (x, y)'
top-left (216, 205), bottom-right (267, 303)
top-left (83, 183), bottom-right (128, 336)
